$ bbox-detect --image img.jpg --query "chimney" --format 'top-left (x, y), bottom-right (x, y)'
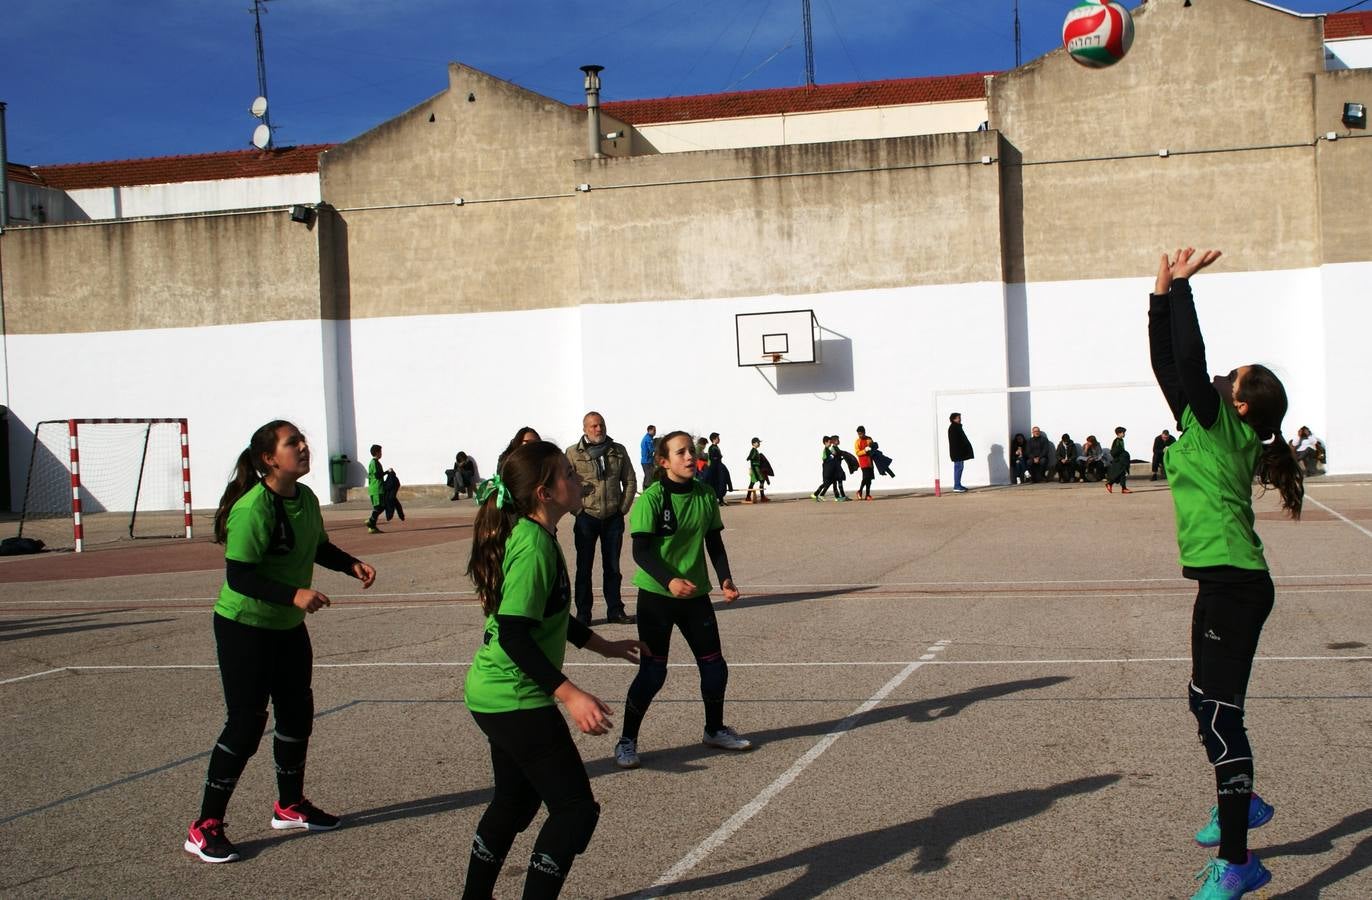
top-left (581, 65), bottom-right (604, 159)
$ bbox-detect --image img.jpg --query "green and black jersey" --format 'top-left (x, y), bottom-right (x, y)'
top-left (464, 518), bottom-right (573, 713)
top-left (1166, 399), bottom-right (1266, 572)
top-left (367, 458), bottom-right (383, 504)
top-left (630, 479), bottom-right (723, 598)
top-left (215, 482), bottom-right (327, 630)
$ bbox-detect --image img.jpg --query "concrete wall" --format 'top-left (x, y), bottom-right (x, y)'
top-left (989, 0), bottom-right (1327, 283)
top-left (636, 99), bottom-right (987, 153)
top-left (65, 173), bottom-right (320, 221)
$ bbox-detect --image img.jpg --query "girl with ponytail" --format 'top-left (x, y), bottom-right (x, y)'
top-left (186, 421), bottom-right (377, 864)
top-left (461, 441), bottom-right (645, 900)
top-left (1149, 248), bottom-right (1302, 899)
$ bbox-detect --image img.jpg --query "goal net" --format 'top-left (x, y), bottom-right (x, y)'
top-left (17, 418), bottom-right (192, 551)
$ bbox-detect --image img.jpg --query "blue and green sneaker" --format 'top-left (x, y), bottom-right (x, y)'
top-left (1195, 794), bottom-right (1274, 847)
top-left (1191, 853), bottom-right (1271, 899)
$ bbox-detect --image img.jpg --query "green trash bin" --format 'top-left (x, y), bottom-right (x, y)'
top-left (330, 454), bottom-right (350, 486)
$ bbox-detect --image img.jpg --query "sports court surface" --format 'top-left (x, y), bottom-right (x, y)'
top-left (2, 478), bottom-right (1371, 898)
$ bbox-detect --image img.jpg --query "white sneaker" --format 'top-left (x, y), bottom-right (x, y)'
top-left (614, 737), bottom-right (640, 769)
top-left (702, 726), bottom-right (753, 751)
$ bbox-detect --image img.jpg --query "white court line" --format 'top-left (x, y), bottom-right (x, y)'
top-left (5, 585), bottom-right (1370, 615)
top-left (0, 668), bottom-right (66, 686)
top-left (1307, 496), bottom-right (1372, 542)
top-left (639, 641), bottom-right (952, 898)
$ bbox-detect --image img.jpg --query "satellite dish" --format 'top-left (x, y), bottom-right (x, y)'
top-left (252, 124), bottom-right (272, 150)
top-left (250, 96), bottom-right (268, 118)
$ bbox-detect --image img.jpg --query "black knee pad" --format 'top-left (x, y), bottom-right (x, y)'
top-left (218, 709), bottom-right (269, 759)
top-left (567, 798), bottom-right (601, 856)
top-left (273, 687), bottom-right (315, 740)
top-left (628, 656), bottom-right (669, 707)
top-left (697, 653), bottom-right (728, 703)
top-left (1192, 691), bottom-right (1252, 767)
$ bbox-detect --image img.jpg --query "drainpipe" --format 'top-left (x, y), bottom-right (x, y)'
top-left (0, 101), bottom-right (9, 232)
top-left (581, 65), bottom-right (604, 159)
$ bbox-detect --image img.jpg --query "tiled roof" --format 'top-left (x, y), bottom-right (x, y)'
top-left (5, 162), bottom-right (46, 186)
top-left (599, 72), bottom-right (995, 125)
top-left (31, 144), bottom-right (333, 191)
top-left (1325, 11), bottom-right (1372, 40)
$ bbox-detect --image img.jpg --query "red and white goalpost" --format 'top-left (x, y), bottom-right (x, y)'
top-left (17, 418), bottom-right (192, 552)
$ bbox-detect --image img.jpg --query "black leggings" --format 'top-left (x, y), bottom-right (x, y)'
top-left (623, 589), bottom-right (728, 739)
top-left (199, 613), bottom-right (314, 821)
top-left (859, 467), bottom-right (874, 497)
top-left (1188, 572), bottom-right (1274, 864)
top-left (462, 706), bottom-right (600, 900)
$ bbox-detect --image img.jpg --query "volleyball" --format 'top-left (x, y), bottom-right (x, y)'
top-left (1062, 1), bottom-right (1135, 68)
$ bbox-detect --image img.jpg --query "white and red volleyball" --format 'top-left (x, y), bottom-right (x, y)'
top-left (1062, 1), bottom-right (1135, 68)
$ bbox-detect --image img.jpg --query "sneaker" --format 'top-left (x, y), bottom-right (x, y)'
top-left (606, 612), bottom-right (637, 625)
top-left (703, 726), bottom-right (753, 751)
top-left (1195, 794), bottom-right (1274, 848)
top-left (1105, 484), bottom-right (1113, 493)
top-left (365, 521), bottom-right (382, 534)
top-left (614, 737), bottom-right (641, 769)
top-left (271, 798), bottom-right (341, 832)
top-left (1191, 852), bottom-right (1271, 899)
top-left (184, 818), bottom-right (240, 863)
top-left (1121, 487), bottom-right (1132, 494)
top-left (953, 486), bottom-right (968, 493)
top-left (811, 493), bottom-right (822, 502)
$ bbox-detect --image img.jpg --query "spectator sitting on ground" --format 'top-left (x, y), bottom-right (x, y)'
top-left (1289, 426), bottom-right (1323, 476)
top-left (1010, 433), bottom-right (1029, 484)
top-left (1077, 435), bottom-right (1106, 482)
top-left (450, 451), bottom-right (477, 500)
top-left (1151, 428), bottom-right (1176, 481)
top-left (1055, 433), bottom-right (1078, 483)
top-left (1025, 426), bottom-right (1053, 483)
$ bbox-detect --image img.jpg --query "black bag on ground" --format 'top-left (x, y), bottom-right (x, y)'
top-left (0, 536), bottom-right (46, 555)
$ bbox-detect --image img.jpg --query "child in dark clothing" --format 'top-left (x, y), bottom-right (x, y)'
top-left (1105, 426), bottom-right (1132, 494)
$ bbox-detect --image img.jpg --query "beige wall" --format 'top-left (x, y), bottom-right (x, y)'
top-left (572, 132), bottom-right (1004, 303)
top-left (1314, 66), bottom-right (1372, 263)
top-left (989, 0), bottom-right (1340, 282)
top-left (1, 211), bottom-right (322, 334)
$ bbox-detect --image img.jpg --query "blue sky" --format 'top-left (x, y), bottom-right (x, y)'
top-left (1, 0), bottom-right (1354, 164)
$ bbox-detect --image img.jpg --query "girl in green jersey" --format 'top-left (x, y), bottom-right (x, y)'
top-left (1149, 249), bottom-right (1303, 900)
top-left (184, 421), bottom-right (377, 864)
top-left (613, 431), bottom-right (750, 770)
top-left (461, 441), bottom-right (644, 900)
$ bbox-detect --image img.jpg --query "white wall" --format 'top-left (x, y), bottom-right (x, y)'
top-left (6, 263), bottom-right (1364, 512)
top-left (5, 319), bottom-right (335, 513)
top-left (1326, 37), bottom-right (1372, 70)
top-left (636, 100), bottom-right (988, 153)
top-left (65, 173), bottom-right (320, 220)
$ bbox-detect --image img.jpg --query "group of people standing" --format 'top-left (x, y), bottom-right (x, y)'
top-left (186, 246), bottom-right (1306, 899)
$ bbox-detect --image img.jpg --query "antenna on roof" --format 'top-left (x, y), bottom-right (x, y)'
top-left (1013, 0), bottom-right (1022, 68)
top-left (249, 0), bottom-right (275, 150)
top-left (802, 0), bottom-right (816, 87)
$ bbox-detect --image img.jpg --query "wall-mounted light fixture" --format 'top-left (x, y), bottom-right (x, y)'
top-left (289, 204), bottom-right (317, 227)
top-left (1343, 102), bottom-right (1366, 129)
top-left (604, 131), bottom-right (624, 140)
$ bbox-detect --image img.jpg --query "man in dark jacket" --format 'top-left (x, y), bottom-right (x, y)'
top-left (1025, 426), bottom-right (1053, 483)
top-left (948, 413), bottom-right (975, 493)
top-left (1151, 429), bottom-right (1176, 481)
top-left (566, 411), bottom-right (637, 625)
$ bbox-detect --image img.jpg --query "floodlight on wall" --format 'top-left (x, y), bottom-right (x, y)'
top-left (1343, 102), bottom-right (1366, 129)
top-left (289, 204), bottom-right (317, 226)
top-left (1158, 148), bottom-right (1170, 157)
top-left (604, 130), bottom-right (624, 140)
top-left (576, 183), bottom-right (591, 193)
top-left (453, 197), bottom-right (465, 206)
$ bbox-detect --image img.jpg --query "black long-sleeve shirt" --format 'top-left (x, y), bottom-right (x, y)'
top-left (1149, 277), bottom-right (1219, 431)
top-left (224, 541), bottom-right (361, 606)
top-left (494, 614), bottom-right (591, 696)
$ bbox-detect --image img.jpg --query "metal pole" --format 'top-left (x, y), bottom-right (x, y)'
top-left (581, 65), bottom-right (604, 159)
top-left (802, 0), bottom-right (816, 87)
top-left (252, 0), bottom-right (273, 135)
top-left (0, 101), bottom-right (9, 231)
top-left (1014, 1), bottom-right (1022, 68)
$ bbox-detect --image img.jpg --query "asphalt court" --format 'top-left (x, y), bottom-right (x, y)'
top-left (2, 480), bottom-right (1372, 898)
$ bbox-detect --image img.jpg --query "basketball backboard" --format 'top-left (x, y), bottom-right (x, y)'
top-left (735, 309), bottom-right (818, 367)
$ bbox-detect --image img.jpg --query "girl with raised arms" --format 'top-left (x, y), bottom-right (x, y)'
top-left (184, 420), bottom-right (377, 863)
top-left (613, 430), bottom-right (752, 770)
top-left (461, 441), bottom-right (644, 899)
top-left (1149, 248), bottom-right (1303, 900)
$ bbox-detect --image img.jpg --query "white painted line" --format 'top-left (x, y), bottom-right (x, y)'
top-left (0, 668), bottom-right (66, 686)
top-left (919, 653), bottom-right (937, 660)
top-left (639, 642), bottom-right (948, 897)
top-left (1306, 496), bottom-right (1372, 542)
